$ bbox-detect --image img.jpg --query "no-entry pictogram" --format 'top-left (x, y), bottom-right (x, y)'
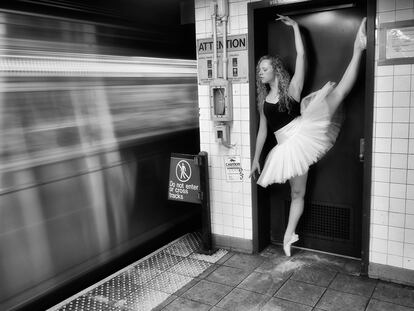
top-left (176, 160), bottom-right (191, 182)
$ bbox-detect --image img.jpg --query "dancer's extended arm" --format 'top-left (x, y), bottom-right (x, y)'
top-left (250, 108), bottom-right (267, 178)
top-left (277, 15), bottom-right (305, 102)
top-left (327, 18), bottom-right (366, 108)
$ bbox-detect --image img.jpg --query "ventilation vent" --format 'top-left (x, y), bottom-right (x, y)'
top-left (286, 201), bottom-right (351, 241)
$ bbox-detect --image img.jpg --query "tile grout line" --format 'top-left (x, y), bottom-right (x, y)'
top-left (363, 277), bottom-right (379, 311)
top-left (368, 280), bottom-right (414, 309)
top-left (402, 66), bottom-right (411, 271)
top-left (387, 77), bottom-right (394, 267)
top-left (197, 253), bottom-right (238, 309)
top-left (200, 253), bottom-right (273, 309)
top-left (300, 268), bottom-right (338, 310)
top-left (159, 247), bottom-right (233, 309)
top-left (264, 250), bottom-right (316, 308)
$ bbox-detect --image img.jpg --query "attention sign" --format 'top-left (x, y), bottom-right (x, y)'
top-left (197, 34), bottom-right (247, 54)
top-left (168, 154), bottom-right (201, 204)
top-left (197, 34), bottom-right (248, 84)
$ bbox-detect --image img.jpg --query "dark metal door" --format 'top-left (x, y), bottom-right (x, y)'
top-left (256, 3), bottom-right (365, 257)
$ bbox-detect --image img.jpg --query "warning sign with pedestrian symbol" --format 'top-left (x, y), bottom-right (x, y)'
top-left (176, 160), bottom-right (191, 182)
top-left (168, 154), bottom-right (201, 203)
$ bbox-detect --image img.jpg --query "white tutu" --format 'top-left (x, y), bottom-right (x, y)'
top-left (257, 81), bottom-right (342, 186)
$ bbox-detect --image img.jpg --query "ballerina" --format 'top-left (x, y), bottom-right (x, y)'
top-left (250, 16), bottom-right (367, 256)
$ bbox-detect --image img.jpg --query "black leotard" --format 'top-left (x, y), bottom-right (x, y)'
top-left (263, 99), bottom-right (300, 133)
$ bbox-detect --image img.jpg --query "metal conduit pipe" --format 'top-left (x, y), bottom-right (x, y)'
top-left (222, 14), bottom-right (228, 80)
top-left (211, 2), bottom-right (218, 79)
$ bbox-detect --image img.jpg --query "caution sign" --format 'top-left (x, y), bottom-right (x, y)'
top-left (168, 154), bottom-right (201, 203)
top-left (224, 156), bottom-right (243, 182)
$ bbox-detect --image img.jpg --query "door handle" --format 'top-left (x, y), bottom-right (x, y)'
top-left (359, 138), bottom-right (364, 162)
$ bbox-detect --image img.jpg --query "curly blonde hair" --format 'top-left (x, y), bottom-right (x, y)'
top-left (256, 55), bottom-right (293, 112)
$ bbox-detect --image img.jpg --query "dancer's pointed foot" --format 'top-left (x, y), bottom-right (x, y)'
top-left (354, 17), bottom-right (367, 52)
top-left (283, 234), bottom-right (299, 257)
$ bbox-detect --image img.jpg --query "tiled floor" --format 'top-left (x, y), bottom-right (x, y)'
top-left (49, 232), bottom-right (414, 311)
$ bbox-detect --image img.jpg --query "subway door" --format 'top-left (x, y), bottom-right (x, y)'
top-left (267, 7), bottom-right (365, 257)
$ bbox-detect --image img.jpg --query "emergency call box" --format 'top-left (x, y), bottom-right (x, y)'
top-left (210, 79), bottom-right (232, 122)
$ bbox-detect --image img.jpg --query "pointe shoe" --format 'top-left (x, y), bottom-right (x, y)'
top-left (283, 234), bottom-right (299, 257)
top-left (355, 17), bottom-right (367, 51)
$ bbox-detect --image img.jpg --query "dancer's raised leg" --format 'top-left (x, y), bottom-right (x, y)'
top-left (326, 17), bottom-right (367, 115)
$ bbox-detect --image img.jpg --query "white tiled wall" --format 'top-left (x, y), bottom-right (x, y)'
top-left (371, 0), bottom-right (414, 270)
top-left (195, 0), bottom-right (260, 241)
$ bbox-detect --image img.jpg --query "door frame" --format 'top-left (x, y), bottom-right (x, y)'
top-left (248, 0), bottom-right (375, 275)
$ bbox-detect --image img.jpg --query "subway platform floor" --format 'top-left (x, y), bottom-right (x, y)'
top-left (49, 232), bottom-right (414, 311)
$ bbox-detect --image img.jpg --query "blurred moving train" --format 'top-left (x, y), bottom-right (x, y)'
top-left (0, 1), bottom-right (200, 310)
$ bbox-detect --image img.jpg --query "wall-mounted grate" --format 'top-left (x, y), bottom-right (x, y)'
top-left (286, 201), bottom-right (352, 241)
